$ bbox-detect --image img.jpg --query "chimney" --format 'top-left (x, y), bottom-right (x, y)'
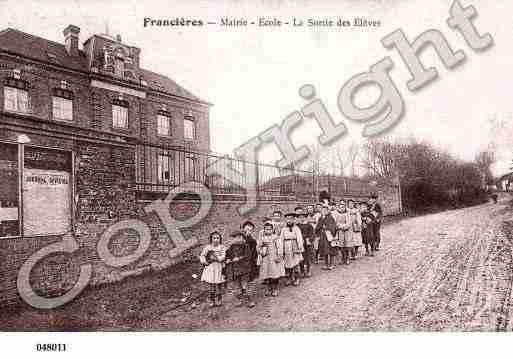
top-left (63, 25), bottom-right (80, 56)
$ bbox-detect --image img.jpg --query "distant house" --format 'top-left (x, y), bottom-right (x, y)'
top-left (498, 172), bottom-right (513, 191)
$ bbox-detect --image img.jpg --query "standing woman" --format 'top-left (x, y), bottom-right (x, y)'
top-left (257, 221), bottom-right (285, 297)
top-left (315, 205), bottom-right (337, 270)
top-left (347, 199), bottom-right (363, 259)
top-left (280, 213), bottom-right (304, 286)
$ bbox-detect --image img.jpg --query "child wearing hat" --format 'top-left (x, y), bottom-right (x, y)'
top-left (279, 212), bottom-right (304, 286)
top-left (271, 209), bottom-right (285, 235)
top-left (199, 231), bottom-right (227, 307)
top-left (347, 199), bottom-right (363, 259)
top-left (257, 220), bottom-right (285, 296)
top-left (360, 202), bottom-right (376, 256)
top-left (315, 204), bottom-right (338, 270)
top-left (225, 220), bottom-right (259, 308)
top-left (297, 212), bottom-right (314, 277)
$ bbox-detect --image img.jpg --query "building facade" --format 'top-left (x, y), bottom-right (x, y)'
top-left (0, 25), bottom-right (211, 303)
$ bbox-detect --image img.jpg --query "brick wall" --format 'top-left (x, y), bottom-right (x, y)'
top-left (0, 128), bottom-right (137, 304)
top-left (0, 53), bottom-right (210, 153)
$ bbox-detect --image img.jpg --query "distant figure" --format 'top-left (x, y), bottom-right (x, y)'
top-left (491, 193), bottom-right (498, 204)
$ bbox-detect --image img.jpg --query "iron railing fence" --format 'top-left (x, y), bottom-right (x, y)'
top-left (135, 142), bottom-right (317, 202)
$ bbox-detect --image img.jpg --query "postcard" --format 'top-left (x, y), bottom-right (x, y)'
top-left (0, 0), bottom-right (511, 357)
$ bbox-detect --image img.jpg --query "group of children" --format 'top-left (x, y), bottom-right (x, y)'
top-left (199, 194), bottom-right (383, 308)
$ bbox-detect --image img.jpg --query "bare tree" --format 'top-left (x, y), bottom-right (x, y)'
top-left (361, 138), bottom-right (400, 178)
top-left (346, 141), bottom-right (361, 177)
top-left (324, 140), bottom-right (362, 177)
top-left (474, 148), bottom-right (496, 185)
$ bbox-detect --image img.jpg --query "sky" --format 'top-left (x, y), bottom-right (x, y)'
top-left (1, 0), bottom-right (511, 176)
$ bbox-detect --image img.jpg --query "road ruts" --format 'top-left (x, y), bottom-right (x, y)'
top-left (137, 195), bottom-right (513, 331)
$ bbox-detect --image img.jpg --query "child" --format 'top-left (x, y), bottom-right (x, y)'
top-left (257, 220), bottom-right (285, 297)
top-left (360, 202), bottom-right (376, 257)
top-left (294, 206), bottom-right (304, 225)
top-left (347, 199), bottom-right (363, 259)
top-left (315, 205), bottom-right (337, 270)
top-left (271, 210), bottom-right (284, 235)
top-left (334, 200), bottom-right (351, 265)
top-left (369, 193), bottom-right (383, 251)
top-left (225, 221), bottom-right (259, 308)
top-left (312, 203), bottom-right (323, 264)
top-left (199, 231), bottom-right (227, 307)
top-left (280, 213), bottom-right (304, 286)
top-left (306, 204), bottom-right (315, 217)
top-left (297, 212), bottom-right (314, 277)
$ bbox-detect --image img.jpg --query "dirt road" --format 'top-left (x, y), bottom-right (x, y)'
top-left (140, 196), bottom-right (513, 331)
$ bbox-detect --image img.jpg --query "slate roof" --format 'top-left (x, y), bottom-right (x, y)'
top-left (0, 28), bottom-right (208, 104)
top-left (138, 68), bottom-right (205, 103)
top-left (0, 28), bottom-right (88, 71)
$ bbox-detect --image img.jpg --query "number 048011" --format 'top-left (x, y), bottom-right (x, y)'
top-left (36, 344), bottom-right (67, 352)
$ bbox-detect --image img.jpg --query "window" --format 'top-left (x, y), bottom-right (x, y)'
top-left (184, 117), bottom-right (195, 140)
top-left (157, 153), bottom-right (172, 183)
top-left (114, 58), bottom-right (124, 77)
top-left (4, 86), bottom-right (29, 113)
top-left (185, 155), bottom-right (196, 179)
top-left (157, 114), bottom-right (170, 136)
top-left (112, 104), bottom-right (128, 128)
top-left (0, 142), bottom-right (20, 238)
top-left (52, 96), bottom-right (73, 121)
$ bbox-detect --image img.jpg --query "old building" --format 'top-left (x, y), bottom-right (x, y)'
top-left (0, 25), bottom-right (211, 303)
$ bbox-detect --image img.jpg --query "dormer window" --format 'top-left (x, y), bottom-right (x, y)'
top-left (114, 57), bottom-right (124, 77)
top-left (112, 47), bottom-right (128, 78)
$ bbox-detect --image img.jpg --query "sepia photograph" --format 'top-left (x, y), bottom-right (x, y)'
top-left (0, 0), bottom-right (512, 356)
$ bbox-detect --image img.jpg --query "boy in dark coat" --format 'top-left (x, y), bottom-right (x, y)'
top-left (360, 202), bottom-right (376, 256)
top-left (226, 220), bottom-right (259, 308)
top-left (297, 212), bottom-right (314, 277)
top-left (315, 205), bottom-right (338, 270)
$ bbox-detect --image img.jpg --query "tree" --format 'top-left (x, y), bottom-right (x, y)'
top-left (474, 149), bottom-right (496, 185)
top-left (361, 138), bottom-right (400, 178)
top-left (360, 137), bottom-right (489, 212)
